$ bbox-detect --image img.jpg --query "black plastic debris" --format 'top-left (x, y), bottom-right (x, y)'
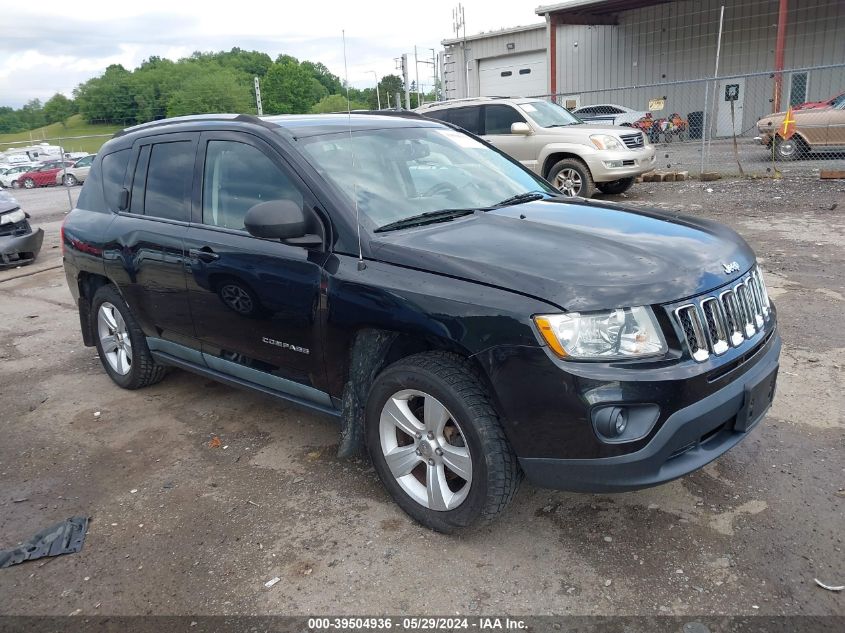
top-left (0, 516), bottom-right (89, 568)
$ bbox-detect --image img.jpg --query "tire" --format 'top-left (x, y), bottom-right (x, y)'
top-left (63, 173), bottom-right (78, 186)
top-left (597, 177), bottom-right (636, 195)
top-left (774, 135), bottom-right (805, 161)
top-left (547, 158), bottom-right (595, 198)
top-left (366, 351), bottom-right (521, 533)
top-left (91, 285), bottom-right (167, 390)
top-left (10, 180), bottom-right (20, 189)
top-left (23, 178), bottom-right (35, 189)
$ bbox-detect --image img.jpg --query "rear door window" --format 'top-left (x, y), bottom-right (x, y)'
top-left (143, 141), bottom-right (194, 222)
top-left (448, 107), bottom-right (481, 134)
top-left (426, 109), bottom-right (451, 124)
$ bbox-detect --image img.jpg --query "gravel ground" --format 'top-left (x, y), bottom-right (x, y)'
top-left (0, 180), bottom-right (843, 617)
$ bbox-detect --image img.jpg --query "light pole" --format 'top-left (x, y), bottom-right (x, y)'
top-left (369, 71), bottom-right (381, 110)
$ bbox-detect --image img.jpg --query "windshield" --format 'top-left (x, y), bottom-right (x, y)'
top-left (518, 101), bottom-right (582, 127)
top-left (297, 126), bottom-right (555, 229)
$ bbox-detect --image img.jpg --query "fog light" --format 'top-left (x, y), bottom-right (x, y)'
top-left (603, 160), bottom-right (623, 168)
top-left (592, 403), bottom-right (660, 444)
top-left (614, 410), bottom-right (628, 435)
top-left (594, 406), bottom-right (627, 438)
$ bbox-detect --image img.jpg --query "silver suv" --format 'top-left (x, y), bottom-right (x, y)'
top-left (416, 97), bottom-right (656, 197)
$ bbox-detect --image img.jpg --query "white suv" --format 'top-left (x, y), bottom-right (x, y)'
top-left (416, 97), bottom-right (656, 197)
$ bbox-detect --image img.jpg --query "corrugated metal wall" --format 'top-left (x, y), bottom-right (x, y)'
top-left (555, 0), bottom-right (845, 92)
top-left (552, 0), bottom-right (845, 132)
top-left (443, 25), bottom-right (547, 99)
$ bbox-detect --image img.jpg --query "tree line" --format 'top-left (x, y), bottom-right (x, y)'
top-left (1, 47), bottom-right (431, 134)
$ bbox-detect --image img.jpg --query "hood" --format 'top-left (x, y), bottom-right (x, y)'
top-left (369, 199), bottom-right (755, 311)
top-left (0, 190), bottom-right (20, 214)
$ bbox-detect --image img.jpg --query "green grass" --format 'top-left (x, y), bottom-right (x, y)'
top-left (0, 115), bottom-right (122, 155)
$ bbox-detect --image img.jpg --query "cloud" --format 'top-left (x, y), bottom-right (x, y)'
top-left (0, 1), bottom-right (538, 107)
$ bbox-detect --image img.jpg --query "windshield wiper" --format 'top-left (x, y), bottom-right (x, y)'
top-left (492, 191), bottom-right (548, 207)
top-left (374, 208), bottom-right (477, 233)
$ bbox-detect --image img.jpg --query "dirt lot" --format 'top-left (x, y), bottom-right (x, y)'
top-left (0, 180), bottom-right (843, 617)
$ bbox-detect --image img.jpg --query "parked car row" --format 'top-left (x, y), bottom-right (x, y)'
top-left (0, 155), bottom-right (95, 189)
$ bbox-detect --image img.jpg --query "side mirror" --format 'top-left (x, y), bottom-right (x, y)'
top-left (511, 122), bottom-right (532, 135)
top-left (244, 200), bottom-right (322, 247)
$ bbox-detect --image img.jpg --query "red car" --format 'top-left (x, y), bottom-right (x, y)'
top-left (794, 91), bottom-right (845, 111)
top-left (18, 160), bottom-right (75, 189)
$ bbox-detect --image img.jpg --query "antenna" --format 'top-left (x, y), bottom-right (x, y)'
top-left (342, 30), bottom-right (366, 271)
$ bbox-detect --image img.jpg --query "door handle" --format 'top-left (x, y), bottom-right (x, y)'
top-left (189, 247), bottom-right (220, 262)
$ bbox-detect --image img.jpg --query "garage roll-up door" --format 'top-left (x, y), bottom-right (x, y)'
top-left (478, 51), bottom-right (547, 98)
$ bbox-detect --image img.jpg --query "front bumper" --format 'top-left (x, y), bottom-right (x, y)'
top-left (583, 146), bottom-right (656, 181)
top-left (518, 332), bottom-right (781, 492)
top-left (0, 226), bottom-right (44, 266)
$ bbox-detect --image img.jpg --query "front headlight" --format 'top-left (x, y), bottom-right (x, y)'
top-left (590, 134), bottom-right (624, 151)
top-left (534, 307), bottom-right (667, 360)
top-left (0, 209), bottom-right (25, 225)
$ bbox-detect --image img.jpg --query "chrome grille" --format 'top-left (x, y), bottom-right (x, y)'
top-left (672, 266), bottom-right (772, 362)
top-left (620, 132), bottom-right (645, 149)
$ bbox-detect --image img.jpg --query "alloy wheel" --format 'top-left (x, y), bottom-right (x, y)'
top-left (378, 389), bottom-right (472, 511)
top-left (23, 179), bottom-right (34, 189)
top-left (97, 302), bottom-right (132, 375)
top-left (554, 168), bottom-right (582, 196)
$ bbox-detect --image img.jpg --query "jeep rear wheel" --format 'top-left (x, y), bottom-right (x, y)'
top-left (548, 158), bottom-right (595, 198)
top-left (366, 352), bottom-right (521, 532)
top-left (92, 285), bottom-right (167, 390)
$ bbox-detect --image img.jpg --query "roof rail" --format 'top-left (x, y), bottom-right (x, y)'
top-left (113, 113), bottom-right (265, 138)
top-left (415, 96), bottom-right (510, 110)
top-left (348, 109), bottom-right (427, 119)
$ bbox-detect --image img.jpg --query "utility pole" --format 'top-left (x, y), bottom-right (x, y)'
top-left (431, 49), bottom-right (438, 101)
top-left (414, 46), bottom-right (422, 106)
top-left (401, 54), bottom-right (411, 110)
top-left (254, 76), bottom-right (263, 116)
top-left (368, 71), bottom-right (381, 110)
top-left (453, 3), bottom-right (468, 97)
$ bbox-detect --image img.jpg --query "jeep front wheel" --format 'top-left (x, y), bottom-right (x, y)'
top-left (366, 352), bottom-right (521, 533)
top-left (548, 158), bottom-right (595, 198)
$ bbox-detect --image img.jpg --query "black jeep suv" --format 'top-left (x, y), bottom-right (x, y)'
top-left (62, 113), bottom-right (780, 532)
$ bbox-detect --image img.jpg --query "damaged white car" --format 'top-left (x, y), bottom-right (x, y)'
top-left (0, 190), bottom-right (43, 267)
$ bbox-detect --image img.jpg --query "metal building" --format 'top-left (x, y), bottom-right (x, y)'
top-left (442, 23), bottom-right (547, 100)
top-left (442, 0), bottom-right (845, 137)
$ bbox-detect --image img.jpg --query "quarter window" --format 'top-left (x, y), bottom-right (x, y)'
top-left (202, 140), bottom-right (303, 231)
top-left (100, 149), bottom-right (131, 212)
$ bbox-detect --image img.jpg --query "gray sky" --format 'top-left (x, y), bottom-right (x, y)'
top-left (0, 1), bottom-right (545, 108)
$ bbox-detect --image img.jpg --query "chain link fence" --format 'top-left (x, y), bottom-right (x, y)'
top-left (542, 62), bottom-right (845, 178)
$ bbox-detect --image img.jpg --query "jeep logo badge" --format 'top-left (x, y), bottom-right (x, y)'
top-left (722, 261), bottom-right (740, 274)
